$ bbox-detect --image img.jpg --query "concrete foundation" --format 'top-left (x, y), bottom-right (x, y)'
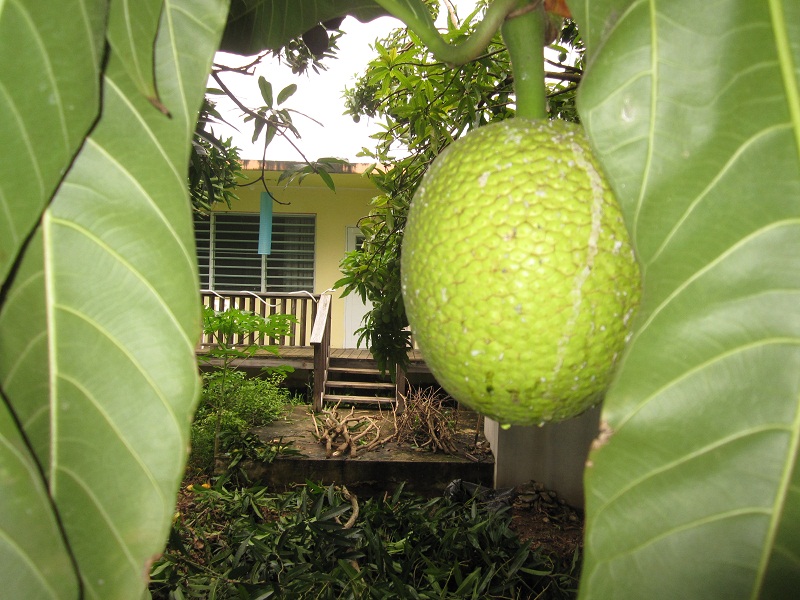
top-left (485, 405), bottom-right (602, 509)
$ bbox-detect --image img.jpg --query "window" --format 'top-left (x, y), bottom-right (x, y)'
top-left (194, 212), bottom-right (315, 292)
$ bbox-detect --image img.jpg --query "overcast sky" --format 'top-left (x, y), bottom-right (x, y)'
top-left (210, 2), bottom-right (480, 163)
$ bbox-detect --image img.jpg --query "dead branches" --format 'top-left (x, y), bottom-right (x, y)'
top-left (394, 387), bottom-right (459, 454)
top-left (310, 388), bottom-right (462, 458)
top-left (311, 402), bottom-right (392, 458)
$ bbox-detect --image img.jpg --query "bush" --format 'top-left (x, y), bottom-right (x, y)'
top-left (150, 483), bottom-right (579, 599)
top-left (189, 370), bottom-right (301, 474)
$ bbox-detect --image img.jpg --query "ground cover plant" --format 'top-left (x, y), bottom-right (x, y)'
top-left (149, 482), bottom-right (579, 599)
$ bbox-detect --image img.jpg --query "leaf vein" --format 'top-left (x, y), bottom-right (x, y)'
top-left (57, 371), bottom-right (168, 505)
top-left (647, 123), bottom-right (792, 265)
top-left (0, 436), bottom-right (62, 600)
top-left (592, 506), bottom-right (772, 571)
top-left (594, 420), bottom-right (792, 522)
top-left (52, 302), bottom-right (183, 443)
top-left (49, 199), bottom-right (196, 355)
top-left (56, 466), bottom-right (142, 583)
top-left (631, 219), bottom-right (800, 344)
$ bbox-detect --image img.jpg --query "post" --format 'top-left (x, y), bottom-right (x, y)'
top-left (395, 362), bottom-right (407, 414)
top-left (486, 404), bottom-right (602, 509)
top-left (310, 294), bottom-right (332, 411)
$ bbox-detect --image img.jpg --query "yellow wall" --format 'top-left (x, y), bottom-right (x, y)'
top-left (212, 162), bottom-right (378, 347)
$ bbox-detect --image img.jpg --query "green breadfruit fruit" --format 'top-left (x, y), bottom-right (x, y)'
top-left (401, 118), bottom-right (640, 426)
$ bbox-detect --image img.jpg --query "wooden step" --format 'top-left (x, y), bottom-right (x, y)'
top-left (325, 380), bottom-right (395, 390)
top-left (328, 365), bottom-right (384, 375)
top-left (328, 357), bottom-right (386, 372)
top-left (322, 394), bottom-right (395, 404)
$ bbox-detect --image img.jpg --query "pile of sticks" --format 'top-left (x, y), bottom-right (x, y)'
top-left (311, 403), bottom-right (393, 458)
top-left (311, 388), bottom-right (462, 459)
top-left (394, 387), bottom-right (459, 454)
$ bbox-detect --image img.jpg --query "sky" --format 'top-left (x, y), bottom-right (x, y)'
top-left (210, 2), bottom-right (480, 163)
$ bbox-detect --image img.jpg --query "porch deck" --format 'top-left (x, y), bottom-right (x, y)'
top-left (197, 346), bottom-right (428, 374)
top-left (200, 291), bottom-right (431, 411)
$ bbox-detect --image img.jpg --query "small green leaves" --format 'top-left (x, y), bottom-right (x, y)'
top-left (258, 75), bottom-right (273, 108)
top-left (150, 483), bottom-right (576, 597)
top-left (240, 77), bottom-right (302, 150)
top-left (202, 306), bottom-right (297, 357)
top-left (277, 83), bottom-right (297, 105)
top-left (277, 158), bottom-right (348, 191)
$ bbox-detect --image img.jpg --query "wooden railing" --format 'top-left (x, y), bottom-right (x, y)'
top-left (199, 290), bottom-right (320, 349)
top-left (310, 294), bottom-right (332, 411)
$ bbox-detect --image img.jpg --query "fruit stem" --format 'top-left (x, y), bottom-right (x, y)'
top-left (501, 1), bottom-right (548, 120)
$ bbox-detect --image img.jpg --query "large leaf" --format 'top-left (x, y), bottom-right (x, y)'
top-left (106, 0), bottom-right (163, 103)
top-left (0, 0), bottom-right (106, 284)
top-left (572, 1), bottom-right (800, 598)
top-left (0, 0), bottom-right (228, 597)
top-left (220, 0), bottom-right (387, 54)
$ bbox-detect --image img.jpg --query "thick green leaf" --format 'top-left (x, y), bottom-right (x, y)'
top-left (0, 0), bottom-right (106, 284)
top-left (573, 1), bottom-right (800, 598)
top-left (0, 0), bottom-right (228, 597)
top-left (258, 75), bottom-right (273, 107)
top-left (220, 0), bottom-right (387, 55)
top-left (0, 383), bottom-right (79, 598)
top-left (106, 0), bottom-right (162, 103)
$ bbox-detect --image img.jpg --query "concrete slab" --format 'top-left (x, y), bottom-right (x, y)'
top-left (245, 404), bottom-right (494, 497)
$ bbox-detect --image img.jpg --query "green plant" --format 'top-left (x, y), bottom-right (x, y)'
top-left (200, 306), bottom-right (298, 469)
top-left (190, 369), bottom-right (303, 475)
top-left (189, 119), bottom-right (245, 212)
top-left (150, 482), bottom-right (578, 599)
top-left (337, 9), bottom-right (583, 375)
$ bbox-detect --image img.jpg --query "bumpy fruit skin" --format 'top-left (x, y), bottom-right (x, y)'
top-left (401, 119), bottom-right (640, 426)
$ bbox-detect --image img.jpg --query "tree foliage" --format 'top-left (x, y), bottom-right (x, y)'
top-left (200, 11), bottom-right (357, 207)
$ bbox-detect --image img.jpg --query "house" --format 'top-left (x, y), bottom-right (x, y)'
top-left (195, 160), bottom-right (377, 349)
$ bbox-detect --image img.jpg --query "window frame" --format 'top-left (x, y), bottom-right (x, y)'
top-left (194, 211), bottom-right (316, 293)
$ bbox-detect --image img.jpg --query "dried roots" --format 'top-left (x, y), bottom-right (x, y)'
top-left (312, 402), bottom-right (393, 458)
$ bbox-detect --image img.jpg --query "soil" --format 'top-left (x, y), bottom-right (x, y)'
top-left (508, 480), bottom-right (584, 564)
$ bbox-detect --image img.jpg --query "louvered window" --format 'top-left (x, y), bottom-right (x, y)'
top-left (194, 212), bottom-right (315, 292)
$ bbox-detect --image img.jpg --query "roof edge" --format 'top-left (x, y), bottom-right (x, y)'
top-left (240, 160), bottom-right (376, 174)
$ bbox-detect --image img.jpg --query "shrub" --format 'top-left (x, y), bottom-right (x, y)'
top-left (150, 483), bottom-right (579, 599)
top-left (189, 370), bottom-right (302, 474)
